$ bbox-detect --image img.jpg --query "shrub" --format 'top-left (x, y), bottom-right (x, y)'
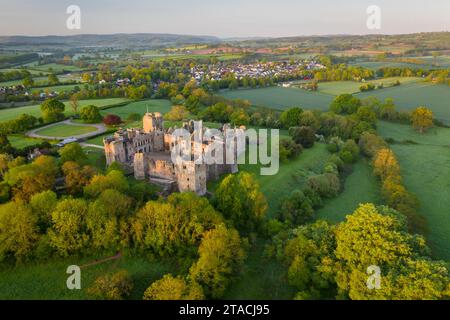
top-left (143, 274), bottom-right (204, 300)
top-left (88, 270), bottom-right (133, 300)
top-left (103, 114), bottom-right (122, 126)
top-left (289, 126), bottom-right (316, 148)
top-left (80, 105), bottom-right (102, 123)
top-left (306, 173), bottom-right (340, 198)
top-left (278, 190), bottom-right (314, 225)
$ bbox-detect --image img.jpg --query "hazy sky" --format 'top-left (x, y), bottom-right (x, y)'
top-left (0, 0), bottom-right (448, 37)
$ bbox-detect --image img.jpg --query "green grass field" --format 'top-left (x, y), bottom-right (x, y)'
top-left (378, 121), bottom-right (450, 260)
top-left (30, 83), bottom-right (85, 94)
top-left (7, 134), bottom-right (47, 149)
top-left (318, 77), bottom-right (422, 95)
top-left (220, 87), bottom-right (334, 111)
top-left (84, 147), bottom-right (107, 170)
top-left (101, 99), bottom-right (172, 119)
top-left (35, 124), bottom-right (98, 138)
top-left (350, 55), bottom-right (450, 70)
top-left (0, 255), bottom-right (176, 300)
top-left (239, 143), bottom-right (330, 218)
top-left (223, 238), bottom-right (295, 299)
top-left (0, 76), bottom-right (48, 87)
top-left (356, 82), bottom-right (450, 125)
top-left (0, 98), bottom-right (129, 122)
top-left (316, 159), bottom-right (381, 223)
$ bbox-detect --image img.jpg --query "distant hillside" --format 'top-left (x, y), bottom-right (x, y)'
top-left (0, 33), bottom-right (221, 49)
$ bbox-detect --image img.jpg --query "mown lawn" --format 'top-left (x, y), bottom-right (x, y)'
top-left (0, 255), bottom-right (176, 300)
top-left (35, 124), bottom-right (97, 138)
top-left (316, 159), bottom-right (381, 223)
top-left (220, 86), bottom-right (334, 111)
top-left (378, 121), bottom-right (450, 260)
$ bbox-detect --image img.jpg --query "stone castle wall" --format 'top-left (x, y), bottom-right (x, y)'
top-left (104, 112), bottom-right (240, 195)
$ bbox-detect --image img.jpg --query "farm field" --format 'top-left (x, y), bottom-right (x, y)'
top-left (0, 98), bottom-right (129, 121)
top-left (378, 121), bottom-right (450, 260)
top-left (0, 67), bottom-right (49, 76)
top-left (35, 123), bottom-right (98, 138)
top-left (100, 99), bottom-right (172, 119)
top-left (0, 76), bottom-right (47, 87)
top-left (356, 82), bottom-right (450, 125)
top-left (26, 63), bottom-right (85, 73)
top-left (316, 159), bottom-right (381, 223)
top-left (220, 87), bottom-right (334, 111)
top-left (350, 60), bottom-right (445, 70)
top-left (145, 54), bottom-right (243, 62)
top-left (317, 77), bottom-right (422, 95)
top-left (0, 255), bottom-right (176, 300)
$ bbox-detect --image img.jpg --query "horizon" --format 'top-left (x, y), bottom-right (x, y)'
top-left (1, 30), bottom-right (449, 39)
top-left (0, 0), bottom-right (449, 37)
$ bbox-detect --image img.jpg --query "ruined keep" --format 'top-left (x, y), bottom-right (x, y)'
top-left (103, 112), bottom-right (243, 195)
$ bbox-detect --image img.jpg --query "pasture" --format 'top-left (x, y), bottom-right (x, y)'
top-left (378, 121), bottom-right (450, 260)
top-left (220, 87), bottom-right (334, 111)
top-left (316, 159), bottom-right (381, 223)
top-left (317, 77), bottom-right (422, 95)
top-left (26, 63), bottom-right (85, 74)
top-left (0, 98), bottom-right (129, 122)
top-left (356, 82), bottom-right (450, 125)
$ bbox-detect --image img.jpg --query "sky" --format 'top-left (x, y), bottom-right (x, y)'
top-left (0, 0), bottom-right (448, 37)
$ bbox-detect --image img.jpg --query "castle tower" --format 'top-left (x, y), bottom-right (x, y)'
top-left (143, 112), bottom-right (163, 133)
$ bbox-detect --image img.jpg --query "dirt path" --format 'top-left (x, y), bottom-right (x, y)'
top-left (80, 252), bottom-right (122, 269)
top-left (26, 119), bottom-right (107, 140)
top-left (80, 143), bottom-right (105, 150)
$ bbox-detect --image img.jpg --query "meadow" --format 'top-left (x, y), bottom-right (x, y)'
top-left (316, 159), bottom-right (381, 223)
top-left (220, 87), bottom-right (334, 111)
top-left (378, 121), bottom-right (450, 260)
top-left (0, 98), bottom-right (129, 122)
top-left (239, 143), bottom-right (330, 218)
top-left (0, 255), bottom-right (176, 300)
top-left (356, 82), bottom-right (450, 125)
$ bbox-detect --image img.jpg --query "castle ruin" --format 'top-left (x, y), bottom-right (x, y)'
top-left (103, 112), bottom-right (244, 195)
